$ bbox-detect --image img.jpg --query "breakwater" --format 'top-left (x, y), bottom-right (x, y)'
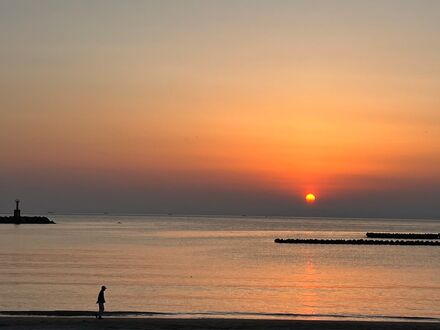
top-left (366, 232), bottom-right (439, 239)
top-left (274, 238), bottom-right (440, 246)
top-left (0, 200), bottom-right (55, 224)
top-left (0, 216), bottom-right (55, 224)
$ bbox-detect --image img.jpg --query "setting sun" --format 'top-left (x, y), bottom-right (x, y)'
top-left (305, 193), bottom-right (316, 203)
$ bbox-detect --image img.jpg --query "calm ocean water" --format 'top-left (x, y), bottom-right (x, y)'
top-left (0, 215), bottom-right (439, 321)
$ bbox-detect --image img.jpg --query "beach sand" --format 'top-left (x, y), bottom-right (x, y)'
top-left (0, 317), bottom-right (439, 330)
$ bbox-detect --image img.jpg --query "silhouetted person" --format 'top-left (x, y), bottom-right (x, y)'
top-left (96, 286), bottom-right (106, 319)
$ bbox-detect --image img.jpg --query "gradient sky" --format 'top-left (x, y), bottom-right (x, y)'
top-left (1, 1), bottom-right (440, 217)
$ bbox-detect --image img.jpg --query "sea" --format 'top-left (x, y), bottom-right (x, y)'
top-left (0, 215), bottom-right (439, 322)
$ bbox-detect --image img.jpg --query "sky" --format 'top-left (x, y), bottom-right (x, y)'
top-left (1, 0), bottom-right (440, 217)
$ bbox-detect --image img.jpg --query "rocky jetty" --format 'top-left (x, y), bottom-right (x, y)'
top-left (274, 238), bottom-right (440, 246)
top-left (0, 200), bottom-right (55, 224)
top-left (0, 216), bottom-right (55, 224)
top-left (366, 232), bottom-right (439, 239)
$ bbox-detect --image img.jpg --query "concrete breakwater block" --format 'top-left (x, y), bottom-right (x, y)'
top-left (274, 238), bottom-right (440, 246)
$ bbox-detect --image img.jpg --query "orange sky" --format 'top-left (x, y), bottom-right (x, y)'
top-left (1, 1), bottom-right (440, 216)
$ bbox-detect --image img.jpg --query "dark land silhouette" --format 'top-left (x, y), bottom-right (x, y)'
top-left (0, 200), bottom-right (55, 224)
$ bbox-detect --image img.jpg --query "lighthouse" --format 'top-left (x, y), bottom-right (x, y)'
top-left (0, 200), bottom-right (54, 224)
top-left (14, 199), bottom-right (21, 219)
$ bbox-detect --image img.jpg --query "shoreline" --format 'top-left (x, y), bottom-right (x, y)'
top-left (0, 317), bottom-right (439, 330)
top-left (0, 310), bottom-right (440, 329)
top-left (1, 310), bottom-right (439, 323)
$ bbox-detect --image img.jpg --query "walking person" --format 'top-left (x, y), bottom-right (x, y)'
top-left (96, 285), bottom-right (107, 319)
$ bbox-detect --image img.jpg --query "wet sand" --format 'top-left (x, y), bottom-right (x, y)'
top-left (0, 317), bottom-right (439, 330)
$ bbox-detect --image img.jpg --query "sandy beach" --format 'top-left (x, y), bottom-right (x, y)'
top-left (0, 317), bottom-right (439, 330)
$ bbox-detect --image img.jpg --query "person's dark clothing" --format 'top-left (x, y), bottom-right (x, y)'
top-left (96, 288), bottom-right (106, 319)
top-left (97, 290), bottom-right (105, 304)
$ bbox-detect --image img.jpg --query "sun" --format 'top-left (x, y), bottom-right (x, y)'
top-left (305, 193), bottom-right (316, 203)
